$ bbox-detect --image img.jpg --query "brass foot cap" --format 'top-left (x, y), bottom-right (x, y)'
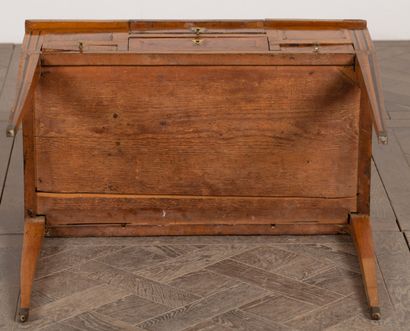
top-left (370, 307), bottom-right (381, 320)
top-left (17, 308), bottom-right (29, 323)
top-left (6, 125), bottom-right (15, 138)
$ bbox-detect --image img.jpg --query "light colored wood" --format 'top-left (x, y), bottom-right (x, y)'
top-left (7, 33), bottom-right (42, 137)
top-left (349, 214), bottom-right (380, 319)
top-left (18, 216), bottom-right (45, 322)
top-left (207, 258), bottom-right (341, 306)
top-left (73, 260), bottom-right (200, 308)
top-left (352, 29), bottom-right (388, 144)
top-left (138, 283), bottom-right (265, 331)
top-left (285, 295), bottom-right (366, 331)
top-left (212, 309), bottom-right (289, 331)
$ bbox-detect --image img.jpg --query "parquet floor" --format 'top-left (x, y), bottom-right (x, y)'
top-left (0, 42), bottom-right (410, 331)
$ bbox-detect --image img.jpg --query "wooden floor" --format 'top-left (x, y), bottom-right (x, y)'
top-left (1, 42), bottom-right (410, 331)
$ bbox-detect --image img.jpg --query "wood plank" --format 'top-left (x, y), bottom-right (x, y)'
top-left (304, 266), bottom-right (361, 296)
top-left (72, 260), bottom-right (199, 308)
top-left (35, 134), bottom-right (360, 197)
top-left (207, 259), bottom-right (341, 306)
top-left (37, 193), bottom-right (355, 226)
top-left (284, 294), bottom-right (367, 331)
top-left (41, 52), bottom-right (355, 66)
top-left (18, 284), bottom-right (129, 330)
top-left (96, 245), bottom-right (200, 273)
top-left (167, 269), bottom-right (240, 297)
top-left (35, 245), bottom-right (126, 279)
top-left (93, 294), bottom-right (170, 325)
top-left (372, 131), bottom-right (410, 230)
top-left (138, 283), bottom-right (266, 331)
top-left (240, 294), bottom-right (315, 323)
top-left (231, 246), bottom-right (333, 281)
top-left (31, 270), bottom-right (101, 309)
top-left (58, 311), bottom-right (138, 331)
top-left (275, 242), bottom-right (361, 273)
top-left (35, 66), bottom-right (358, 138)
top-left (24, 19), bottom-right (367, 34)
top-left (135, 245), bottom-right (248, 283)
top-left (129, 36), bottom-right (269, 52)
top-left (7, 33), bottom-right (43, 137)
top-left (46, 223), bottom-right (349, 237)
top-left (212, 309), bottom-right (291, 331)
top-left (40, 233), bottom-right (352, 246)
top-left (26, 20), bottom-right (130, 33)
top-left (34, 66), bottom-right (360, 198)
top-left (183, 320), bottom-right (232, 331)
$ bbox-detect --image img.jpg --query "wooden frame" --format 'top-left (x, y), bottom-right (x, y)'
top-left (8, 19), bottom-right (386, 322)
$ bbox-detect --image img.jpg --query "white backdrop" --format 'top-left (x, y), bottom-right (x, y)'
top-left (1, 0), bottom-right (409, 42)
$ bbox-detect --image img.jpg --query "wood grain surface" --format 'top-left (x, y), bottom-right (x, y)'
top-left (34, 66), bottom-right (360, 198)
top-left (37, 193), bottom-right (355, 226)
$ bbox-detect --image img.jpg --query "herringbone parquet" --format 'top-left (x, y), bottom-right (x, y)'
top-left (15, 237), bottom-right (379, 331)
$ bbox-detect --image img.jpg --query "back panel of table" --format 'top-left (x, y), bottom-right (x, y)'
top-left (28, 64), bottom-right (361, 228)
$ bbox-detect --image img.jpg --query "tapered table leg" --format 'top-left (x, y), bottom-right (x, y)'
top-left (350, 214), bottom-right (381, 320)
top-left (17, 216), bottom-right (45, 323)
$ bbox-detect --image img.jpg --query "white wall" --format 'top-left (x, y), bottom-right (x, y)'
top-left (1, 0), bottom-right (409, 42)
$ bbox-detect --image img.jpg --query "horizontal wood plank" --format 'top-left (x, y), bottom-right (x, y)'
top-left (34, 66), bottom-right (360, 197)
top-left (41, 53), bottom-right (355, 66)
top-left (46, 224), bottom-right (348, 237)
top-left (24, 19), bottom-right (367, 34)
top-left (37, 193), bottom-right (355, 226)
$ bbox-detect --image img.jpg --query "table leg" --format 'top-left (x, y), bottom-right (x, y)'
top-left (350, 213), bottom-right (381, 320)
top-left (17, 216), bottom-right (45, 323)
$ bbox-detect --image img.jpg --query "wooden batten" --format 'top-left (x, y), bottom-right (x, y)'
top-left (36, 192), bottom-right (355, 227)
top-left (351, 29), bottom-right (388, 144)
top-left (25, 19), bottom-right (367, 34)
top-left (40, 52), bottom-right (355, 66)
top-left (46, 224), bottom-right (349, 237)
top-left (7, 33), bottom-right (42, 137)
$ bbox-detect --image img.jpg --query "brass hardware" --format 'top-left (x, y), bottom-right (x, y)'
top-left (192, 38), bottom-right (203, 46)
top-left (313, 43), bottom-right (320, 53)
top-left (191, 27), bottom-right (206, 35)
top-left (78, 41), bottom-right (84, 53)
top-left (378, 133), bottom-right (388, 144)
top-left (370, 307), bottom-right (381, 320)
top-left (6, 125), bottom-right (15, 137)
